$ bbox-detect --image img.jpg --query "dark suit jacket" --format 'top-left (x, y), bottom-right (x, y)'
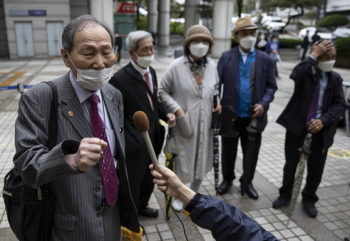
top-left (277, 56), bottom-right (347, 150)
top-left (14, 74), bottom-right (139, 240)
top-left (115, 36), bottom-right (122, 48)
top-left (109, 62), bottom-right (167, 160)
top-left (217, 47), bottom-right (278, 133)
top-left (302, 35), bottom-right (310, 48)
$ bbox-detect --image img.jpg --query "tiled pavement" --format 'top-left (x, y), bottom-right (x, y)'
top-left (0, 56), bottom-right (349, 241)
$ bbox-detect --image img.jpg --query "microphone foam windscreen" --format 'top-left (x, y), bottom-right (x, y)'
top-left (133, 111), bottom-right (150, 132)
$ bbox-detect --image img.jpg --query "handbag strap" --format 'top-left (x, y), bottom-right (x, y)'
top-left (44, 82), bottom-right (58, 151)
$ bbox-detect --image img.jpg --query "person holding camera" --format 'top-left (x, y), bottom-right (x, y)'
top-left (217, 17), bottom-right (277, 199)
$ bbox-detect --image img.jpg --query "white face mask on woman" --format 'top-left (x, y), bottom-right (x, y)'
top-left (135, 54), bottom-right (154, 68)
top-left (317, 60), bottom-right (335, 72)
top-left (68, 53), bottom-right (113, 91)
top-left (190, 43), bottom-right (209, 58)
top-left (240, 35), bottom-right (256, 50)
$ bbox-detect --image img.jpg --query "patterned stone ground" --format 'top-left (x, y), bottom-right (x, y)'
top-left (0, 56), bottom-right (349, 241)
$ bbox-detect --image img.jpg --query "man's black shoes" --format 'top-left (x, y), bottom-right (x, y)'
top-left (246, 184), bottom-right (259, 200)
top-left (138, 207), bottom-right (159, 218)
top-left (302, 200), bottom-right (318, 218)
top-left (272, 196), bottom-right (290, 209)
top-left (217, 181), bottom-right (233, 195)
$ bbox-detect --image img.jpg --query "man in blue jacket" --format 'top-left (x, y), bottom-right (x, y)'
top-left (273, 40), bottom-right (347, 217)
top-left (150, 164), bottom-right (278, 241)
top-left (217, 17), bottom-right (277, 198)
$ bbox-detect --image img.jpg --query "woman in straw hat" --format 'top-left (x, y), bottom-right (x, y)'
top-left (159, 25), bottom-right (221, 211)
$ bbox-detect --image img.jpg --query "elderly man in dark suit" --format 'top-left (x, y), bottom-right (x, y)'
top-left (273, 40), bottom-right (347, 217)
top-left (217, 17), bottom-right (277, 199)
top-left (109, 31), bottom-right (175, 218)
top-left (13, 15), bottom-right (139, 240)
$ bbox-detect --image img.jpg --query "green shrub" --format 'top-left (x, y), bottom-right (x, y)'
top-left (279, 38), bottom-right (303, 48)
top-left (136, 16), bottom-right (147, 31)
top-left (318, 14), bottom-right (350, 31)
top-left (170, 22), bottom-right (184, 35)
top-left (334, 37), bottom-right (350, 57)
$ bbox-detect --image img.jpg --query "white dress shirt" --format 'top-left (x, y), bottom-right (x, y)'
top-left (239, 46), bottom-right (255, 64)
top-left (131, 60), bottom-right (153, 93)
top-left (69, 72), bottom-right (117, 168)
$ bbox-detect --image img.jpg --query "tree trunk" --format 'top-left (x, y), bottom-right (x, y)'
top-left (281, 5), bottom-right (304, 33)
top-left (136, 2), bottom-right (140, 22)
top-left (237, 0), bottom-right (242, 17)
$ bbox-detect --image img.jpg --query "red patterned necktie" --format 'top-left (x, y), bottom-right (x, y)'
top-left (305, 72), bottom-right (322, 129)
top-left (144, 71), bottom-right (153, 110)
top-left (88, 94), bottom-right (118, 206)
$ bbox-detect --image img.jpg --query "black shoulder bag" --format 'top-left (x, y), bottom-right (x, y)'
top-left (2, 82), bottom-right (58, 241)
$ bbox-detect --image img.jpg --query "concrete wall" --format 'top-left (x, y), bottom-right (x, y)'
top-left (3, 0), bottom-right (71, 58)
top-left (0, 0), bottom-right (9, 58)
top-left (70, 0), bottom-right (90, 20)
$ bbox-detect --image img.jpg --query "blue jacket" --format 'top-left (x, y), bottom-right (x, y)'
top-left (265, 41), bottom-right (279, 54)
top-left (183, 193), bottom-right (278, 241)
top-left (276, 56), bottom-right (347, 150)
top-left (218, 47), bottom-right (278, 133)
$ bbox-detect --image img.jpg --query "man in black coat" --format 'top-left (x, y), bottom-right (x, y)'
top-left (110, 31), bottom-right (176, 218)
top-left (301, 30), bottom-right (310, 61)
top-left (273, 40), bottom-right (347, 217)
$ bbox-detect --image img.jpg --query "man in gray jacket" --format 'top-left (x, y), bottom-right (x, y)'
top-left (13, 15), bottom-right (139, 240)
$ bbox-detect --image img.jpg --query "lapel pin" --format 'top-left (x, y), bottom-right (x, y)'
top-left (113, 110), bottom-right (116, 115)
top-left (68, 111), bottom-right (73, 117)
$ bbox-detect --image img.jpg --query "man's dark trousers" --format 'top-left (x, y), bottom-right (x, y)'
top-left (221, 117), bottom-right (262, 183)
top-left (127, 155), bottom-right (154, 211)
top-left (279, 130), bottom-right (327, 204)
top-left (301, 46), bottom-right (308, 61)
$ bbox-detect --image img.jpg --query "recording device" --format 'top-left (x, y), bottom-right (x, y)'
top-left (133, 111), bottom-right (159, 172)
top-left (247, 105), bottom-right (256, 116)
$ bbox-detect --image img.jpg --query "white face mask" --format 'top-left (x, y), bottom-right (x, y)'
top-left (240, 35), bottom-right (256, 50)
top-left (68, 53), bottom-right (113, 91)
top-left (189, 43), bottom-right (209, 58)
top-left (135, 54), bottom-right (154, 68)
top-left (317, 60), bottom-right (335, 72)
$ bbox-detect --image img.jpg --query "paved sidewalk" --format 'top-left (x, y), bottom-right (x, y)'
top-left (0, 56), bottom-right (349, 241)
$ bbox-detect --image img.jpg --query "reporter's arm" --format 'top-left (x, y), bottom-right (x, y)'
top-left (151, 165), bottom-right (278, 241)
top-left (183, 193), bottom-right (278, 241)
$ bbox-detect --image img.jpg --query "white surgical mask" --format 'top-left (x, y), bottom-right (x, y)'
top-left (317, 60), bottom-right (335, 72)
top-left (189, 43), bottom-right (209, 58)
top-left (135, 54), bottom-right (154, 68)
top-left (240, 35), bottom-right (256, 50)
top-left (68, 53), bottom-right (113, 91)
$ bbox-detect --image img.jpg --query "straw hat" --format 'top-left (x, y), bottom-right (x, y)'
top-left (182, 25), bottom-right (214, 48)
top-left (232, 17), bottom-right (259, 35)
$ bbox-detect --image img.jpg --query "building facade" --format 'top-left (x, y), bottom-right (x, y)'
top-left (326, 0), bottom-right (350, 18)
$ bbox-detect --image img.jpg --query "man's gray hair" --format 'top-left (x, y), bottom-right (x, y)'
top-left (126, 30), bottom-right (153, 52)
top-left (62, 15), bottom-right (115, 53)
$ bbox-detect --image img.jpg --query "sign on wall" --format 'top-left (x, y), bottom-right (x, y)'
top-left (115, 2), bottom-right (135, 14)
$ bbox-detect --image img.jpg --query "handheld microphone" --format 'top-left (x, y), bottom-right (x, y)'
top-left (133, 111), bottom-right (159, 172)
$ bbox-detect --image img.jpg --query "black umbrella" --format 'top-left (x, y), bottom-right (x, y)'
top-left (163, 127), bottom-right (180, 220)
top-left (241, 118), bottom-right (258, 196)
top-left (212, 95), bottom-right (221, 195)
top-left (288, 131), bottom-right (313, 217)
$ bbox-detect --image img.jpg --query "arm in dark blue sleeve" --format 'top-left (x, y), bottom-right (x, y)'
top-left (217, 56), bottom-right (225, 97)
top-left (289, 57), bottom-right (315, 84)
top-left (319, 74), bottom-right (347, 127)
top-left (266, 42), bottom-right (271, 54)
top-left (259, 56), bottom-right (277, 112)
top-left (184, 194), bottom-right (279, 241)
